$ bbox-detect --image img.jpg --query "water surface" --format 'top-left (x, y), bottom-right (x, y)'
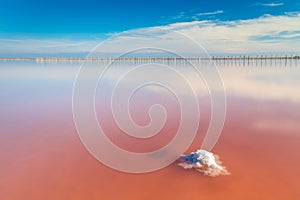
top-left (0, 61), bottom-right (300, 199)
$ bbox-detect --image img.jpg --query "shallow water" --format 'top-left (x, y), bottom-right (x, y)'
top-left (0, 61), bottom-right (300, 199)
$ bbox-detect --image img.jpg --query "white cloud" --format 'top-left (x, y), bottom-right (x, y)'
top-left (101, 12), bottom-right (300, 55)
top-left (0, 38), bottom-right (100, 56)
top-left (255, 2), bottom-right (284, 7)
top-left (161, 10), bottom-right (224, 23)
top-left (196, 10), bottom-right (224, 16)
top-left (0, 13), bottom-right (299, 56)
top-left (170, 11), bottom-right (186, 20)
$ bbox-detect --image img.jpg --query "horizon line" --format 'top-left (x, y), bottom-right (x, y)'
top-left (0, 55), bottom-right (300, 61)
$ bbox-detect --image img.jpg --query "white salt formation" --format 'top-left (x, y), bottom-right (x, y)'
top-left (178, 149), bottom-right (230, 177)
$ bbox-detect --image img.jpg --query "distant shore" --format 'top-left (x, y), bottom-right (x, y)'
top-left (0, 55), bottom-right (299, 61)
top-left (1, 56), bottom-right (299, 66)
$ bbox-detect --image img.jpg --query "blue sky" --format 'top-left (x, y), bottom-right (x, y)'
top-left (0, 0), bottom-right (298, 34)
top-left (0, 0), bottom-right (299, 55)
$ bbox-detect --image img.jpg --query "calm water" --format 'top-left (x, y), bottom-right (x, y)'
top-left (0, 61), bottom-right (300, 199)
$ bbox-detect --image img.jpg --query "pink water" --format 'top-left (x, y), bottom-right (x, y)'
top-left (0, 63), bottom-right (300, 199)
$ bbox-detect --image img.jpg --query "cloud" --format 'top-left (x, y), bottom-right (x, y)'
top-left (161, 10), bottom-right (224, 23)
top-left (196, 10), bottom-right (224, 16)
top-left (0, 12), bottom-right (300, 56)
top-left (255, 2), bottom-right (284, 7)
top-left (170, 11), bottom-right (186, 20)
top-left (0, 37), bottom-right (101, 57)
top-left (249, 30), bottom-right (300, 42)
top-left (102, 12), bottom-right (300, 55)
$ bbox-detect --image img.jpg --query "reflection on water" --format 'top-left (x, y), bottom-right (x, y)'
top-left (0, 61), bottom-right (300, 199)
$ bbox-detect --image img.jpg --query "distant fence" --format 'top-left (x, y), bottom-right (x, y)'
top-left (0, 55), bottom-right (299, 66)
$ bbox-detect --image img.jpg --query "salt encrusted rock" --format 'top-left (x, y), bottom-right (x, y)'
top-left (178, 149), bottom-right (230, 177)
